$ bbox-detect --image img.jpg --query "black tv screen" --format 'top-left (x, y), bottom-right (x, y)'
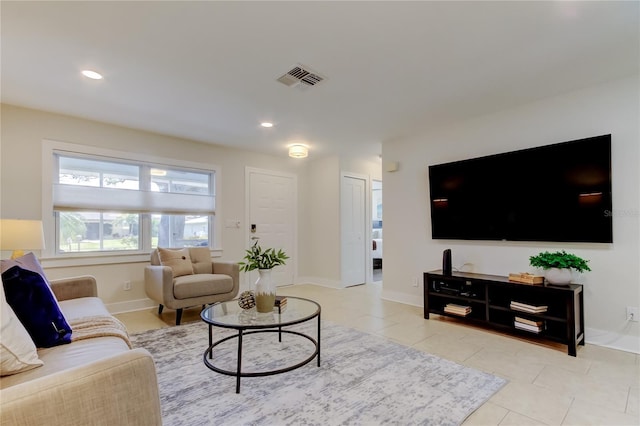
top-left (428, 134), bottom-right (612, 243)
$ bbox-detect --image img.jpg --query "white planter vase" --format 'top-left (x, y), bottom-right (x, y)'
top-left (545, 268), bottom-right (572, 285)
top-left (255, 269), bottom-right (276, 313)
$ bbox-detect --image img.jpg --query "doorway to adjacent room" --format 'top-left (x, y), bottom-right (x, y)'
top-left (372, 179), bottom-right (382, 282)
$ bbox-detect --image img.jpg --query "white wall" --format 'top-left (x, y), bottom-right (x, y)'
top-left (301, 156), bottom-right (341, 285)
top-left (0, 104), bottom-right (383, 309)
top-left (382, 76), bottom-right (640, 353)
top-left (0, 104), bottom-right (312, 311)
top-left (298, 154), bottom-right (382, 287)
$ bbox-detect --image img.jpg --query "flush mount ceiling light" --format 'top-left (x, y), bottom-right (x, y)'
top-left (150, 168), bottom-right (167, 176)
top-left (288, 144), bottom-right (309, 158)
top-left (81, 70), bottom-right (103, 80)
top-left (260, 122), bottom-right (274, 128)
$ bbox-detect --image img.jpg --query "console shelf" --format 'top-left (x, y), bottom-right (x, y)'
top-left (424, 270), bottom-right (584, 356)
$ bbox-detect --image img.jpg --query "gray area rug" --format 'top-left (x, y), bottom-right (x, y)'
top-left (131, 319), bottom-right (506, 425)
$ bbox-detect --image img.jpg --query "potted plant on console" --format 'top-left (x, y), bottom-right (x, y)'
top-left (239, 241), bottom-right (289, 313)
top-left (529, 250), bottom-right (591, 285)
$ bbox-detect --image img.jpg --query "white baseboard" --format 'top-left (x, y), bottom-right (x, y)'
top-left (380, 289), bottom-right (423, 308)
top-left (585, 327), bottom-right (640, 354)
top-left (106, 298), bottom-right (156, 314)
top-left (295, 276), bottom-right (342, 289)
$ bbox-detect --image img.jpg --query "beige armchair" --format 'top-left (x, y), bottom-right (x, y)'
top-left (144, 247), bottom-right (240, 325)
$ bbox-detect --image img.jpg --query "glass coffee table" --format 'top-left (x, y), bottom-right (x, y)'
top-left (201, 296), bottom-right (321, 393)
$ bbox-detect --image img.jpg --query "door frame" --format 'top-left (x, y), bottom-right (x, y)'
top-left (244, 167), bottom-right (298, 290)
top-left (340, 171), bottom-right (372, 286)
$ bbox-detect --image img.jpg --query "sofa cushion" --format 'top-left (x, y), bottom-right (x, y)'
top-left (173, 274), bottom-right (234, 299)
top-left (0, 336), bottom-right (129, 389)
top-left (158, 248), bottom-right (194, 277)
top-left (0, 283), bottom-right (43, 376)
top-left (2, 266), bottom-right (72, 348)
top-left (59, 297), bottom-right (111, 322)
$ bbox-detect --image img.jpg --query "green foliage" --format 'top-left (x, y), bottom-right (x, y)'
top-left (59, 212), bottom-right (87, 241)
top-left (529, 250), bottom-right (591, 273)
top-left (238, 241), bottom-right (289, 272)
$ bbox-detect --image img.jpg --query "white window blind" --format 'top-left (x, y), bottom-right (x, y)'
top-left (52, 184), bottom-right (215, 215)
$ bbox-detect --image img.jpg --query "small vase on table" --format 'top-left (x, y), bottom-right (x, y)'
top-left (255, 269), bottom-right (276, 313)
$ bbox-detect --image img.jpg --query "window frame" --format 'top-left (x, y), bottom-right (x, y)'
top-left (42, 140), bottom-right (222, 266)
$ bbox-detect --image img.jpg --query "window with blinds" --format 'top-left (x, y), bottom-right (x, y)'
top-left (53, 153), bottom-right (215, 254)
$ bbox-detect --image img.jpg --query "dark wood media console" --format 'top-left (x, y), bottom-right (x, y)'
top-left (424, 270), bottom-right (584, 356)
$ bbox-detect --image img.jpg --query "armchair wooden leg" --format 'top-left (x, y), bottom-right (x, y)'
top-left (158, 304), bottom-right (164, 314)
top-left (176, 308), bottom-right (183, 325)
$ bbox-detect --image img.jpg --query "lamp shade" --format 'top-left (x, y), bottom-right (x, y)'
top-left (0, 220), bottom-right (45, 258)
top-left (288, 144), bottom-right (309, 158)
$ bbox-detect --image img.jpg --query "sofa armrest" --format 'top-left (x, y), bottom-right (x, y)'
top-left (0, 348), bottom-right (162, 426)
top-left (212, 261), bottom-right (240, 292)
top-left (144, 265), bottom-right (175, 306)
top-left (49, 275), bottom-right (97, 301)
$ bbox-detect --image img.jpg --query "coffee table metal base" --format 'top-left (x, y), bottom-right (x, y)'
top-left (203, 323), bottom-right (320, 393)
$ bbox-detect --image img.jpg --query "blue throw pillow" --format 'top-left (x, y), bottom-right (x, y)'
top-left (2, 265), bottom-right (72, 347)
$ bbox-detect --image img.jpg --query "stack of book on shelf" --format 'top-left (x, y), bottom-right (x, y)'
top-left (508, 272), bottom-right (544, 285)
top-left (275, 296), bottom-right (287, 313)
top-left (444, 303), bottom-right (471, 316)
top-left (514, 316), bottom-right (544, 333)
top-left (509, 301), bottom-right (547, 314)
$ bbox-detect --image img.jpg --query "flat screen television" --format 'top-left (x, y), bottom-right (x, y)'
top-left (428, 134), bottom-right (612, 243)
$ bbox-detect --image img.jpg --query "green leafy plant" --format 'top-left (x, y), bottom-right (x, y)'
top-left (529, 250), bottom-right (591, 273)
top-left (238, 241), bottom-right (289, 272)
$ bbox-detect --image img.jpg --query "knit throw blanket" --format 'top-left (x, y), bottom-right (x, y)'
top-left (69, 315), bottom-right (132, 349)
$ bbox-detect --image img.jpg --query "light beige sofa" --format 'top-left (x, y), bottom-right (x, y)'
top-left (145, 247), bottom-right (240, 325)
top-left (0, 276), bottom-right (162, 426)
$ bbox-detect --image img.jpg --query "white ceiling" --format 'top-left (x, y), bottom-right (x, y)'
top-left (2, 1), bottom-right (638, 160)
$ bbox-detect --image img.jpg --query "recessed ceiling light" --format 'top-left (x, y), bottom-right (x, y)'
top-left (81, 70), bottom-right (103, 80)
top-left (260, 122), bottom-right (274, 128)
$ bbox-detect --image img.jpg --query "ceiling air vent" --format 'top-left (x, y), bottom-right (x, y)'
top-left (276, 64), bottom-right (325, 89)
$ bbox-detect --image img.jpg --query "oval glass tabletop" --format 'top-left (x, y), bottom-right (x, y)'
top-left (201, 296), bottom-right (320, 329)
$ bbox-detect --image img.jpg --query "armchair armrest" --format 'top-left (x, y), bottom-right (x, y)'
top-left (49, 275), bottom-right (97, 301)
top-left (144, 265), bottom-right (175, 306)
top-left (212, 261), bottom-right (240, 292)
top-left (0, 349), bottom-right (162, 426)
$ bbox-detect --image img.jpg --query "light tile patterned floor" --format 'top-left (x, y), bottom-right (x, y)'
top-left (115, 283), bottom-right (640, 425)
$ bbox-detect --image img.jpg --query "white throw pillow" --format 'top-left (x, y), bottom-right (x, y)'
top-left (0, 278), bottom-right (43, 376)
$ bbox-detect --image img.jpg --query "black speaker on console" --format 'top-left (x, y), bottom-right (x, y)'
top-left (442, 249), bottom-right (452, 275)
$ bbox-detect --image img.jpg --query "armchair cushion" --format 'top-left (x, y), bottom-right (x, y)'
top-left (1, 266), bottom-right (72, 348)
top-left (189, 247), bottom-right (213, 274)
top-left (173, 274), bottom-right (234, 299)
top-left (157, 248), bottom-right (194, 277)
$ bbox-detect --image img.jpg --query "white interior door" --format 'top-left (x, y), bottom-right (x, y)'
top-left (246, 168), bottom-right (296, 288)
top-left (341, 175), bottom-right (366, 287)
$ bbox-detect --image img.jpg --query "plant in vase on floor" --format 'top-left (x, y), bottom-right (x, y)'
top-left (529, 250), bottom-right (591, 285)
top-left (239, 241), bottom-right (289, 313)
